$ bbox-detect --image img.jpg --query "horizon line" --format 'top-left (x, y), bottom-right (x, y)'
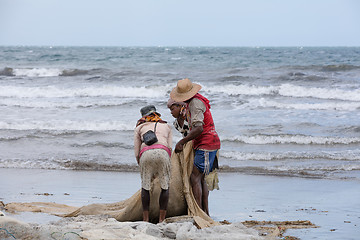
top-left (1, 45), bottom-right (359, 48)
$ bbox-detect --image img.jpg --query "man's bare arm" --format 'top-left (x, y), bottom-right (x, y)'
top-left (175, 125), bottom-right (203, 153)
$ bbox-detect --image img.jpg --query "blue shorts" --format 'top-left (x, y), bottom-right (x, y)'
top-left (194, 149), bottom-right (218, 174)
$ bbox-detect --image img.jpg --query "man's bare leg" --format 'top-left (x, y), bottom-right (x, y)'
top-left (201, 175), bottom-right (210, 215)
top-left (190, 166), bottom-right (203, 209)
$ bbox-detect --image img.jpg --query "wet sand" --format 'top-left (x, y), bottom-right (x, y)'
top-left (1, 168), bottom-right (359, 239)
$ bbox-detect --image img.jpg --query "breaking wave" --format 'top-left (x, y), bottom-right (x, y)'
top-left (1, 80), bottom-right (359, 104)
top-left (218, 165), bottom-right (360, 179)
top-left (222, 134), bottom-right (360, 145)
top-left (206, 83), bottom-right (360, 101)
top-left (0, 85), bottom-right (167, 98)
top-left (0, 67), bottom-right (96, 77)
top-left (71, 141), bottom-right (131, 149)
top-left (221, 150), bottom-right (360, 162)
top-left (0, 120), bottom-right (134, 131)
top-left (0, 158), bottom-right (139, 172)
top-left (0, 98), bottom-right (132, 109)
top-left (249, 98), bottom-right (360, 111)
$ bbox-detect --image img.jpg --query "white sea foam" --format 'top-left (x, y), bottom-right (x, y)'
top-left (267, 164), bottom-right (360, 172)
top-left (0, 120), bottom-right (134, 131)
top-left (0, 159), bottom-right (64, 170)
top-left (278, 84), bottom-right (360, 101)
top-left (13, 68), bottom-right (62, 77)
top-left (253, 98), bottom-right (360, 111)
top-left (0, 98), bottom-right (130, 109)
top-left (222, 134), bottom-right (360, 145)
top-left (206, 84), bottom-right (276, 96)
top-left (0, 85), bottom-right (166, 98)
top-left (204, 83), bottom-right (360, 101)
top-left (221, 150), bottom-right (360, 161)
top-left (2, 83), bottom-right (358, 105)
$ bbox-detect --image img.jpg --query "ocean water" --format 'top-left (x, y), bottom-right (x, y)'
top-left (1, 46), bottom-right (360, 180)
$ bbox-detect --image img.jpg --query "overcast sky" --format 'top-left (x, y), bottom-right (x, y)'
top-left (1, 0), bottom-right (359, 47)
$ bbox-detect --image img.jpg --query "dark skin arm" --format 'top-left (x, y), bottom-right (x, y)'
top-left (175, 125), bottom-right (203, 153)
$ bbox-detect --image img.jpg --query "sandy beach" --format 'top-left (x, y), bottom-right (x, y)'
top-left (1, 168), bottom-right (359, 239)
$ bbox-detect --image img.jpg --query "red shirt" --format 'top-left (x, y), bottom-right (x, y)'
top-left (188, 93), bottom-right (221, 150)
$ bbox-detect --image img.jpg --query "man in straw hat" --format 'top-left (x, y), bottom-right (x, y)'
top-left (170, 78), bottom-right (220, 215)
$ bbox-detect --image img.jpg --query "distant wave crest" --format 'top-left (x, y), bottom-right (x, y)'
top-left (60, 69), bottom-right (90, 76)
top-left (0, 67), bottom-right (96, 77)
top-left (13, 68), bottom-right (62, 77)
top-left (250, 98), bottom-right (360, 111)
top-left (206, 83), bottom-right (360, 101)
top-left (0, 85), bottom-right (166, 98)
top-left (0, 120), bottom-right (134, 131)
top-left (321, 64), bottom-right (360, 72)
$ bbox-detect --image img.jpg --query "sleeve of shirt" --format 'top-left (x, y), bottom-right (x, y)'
top-left (189, 98), bottom-right (206, 128)
top-left (134, 126), bottom-right (142, 159)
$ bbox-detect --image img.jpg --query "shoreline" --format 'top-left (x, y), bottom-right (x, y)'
top-left (3, 164), bottom-right (357, 180)
top-left (1, 168), bottom-right (359, 239)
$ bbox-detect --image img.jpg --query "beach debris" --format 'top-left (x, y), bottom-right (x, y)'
top-left (255, 210), bottom-right (266, 212)
top-left (4, 202), bottom-right (78, 215)
top-left (243, 220), bottom-right (318, 238)
top-left (219, 219), bottom-right (231, 225)
top-left (296, 208), bottom-right (316, 211)
top-left (35, 193), bottom-right (53, 196)
top-left (296, 207), bottom-right (328, 214)
top-left (163, 215), bottom-right (194, 224)
top-left (282, 237), bottom-right (300, 240)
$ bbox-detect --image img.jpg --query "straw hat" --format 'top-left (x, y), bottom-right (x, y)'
top-left (170, 78), bottom-right (202, 102)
